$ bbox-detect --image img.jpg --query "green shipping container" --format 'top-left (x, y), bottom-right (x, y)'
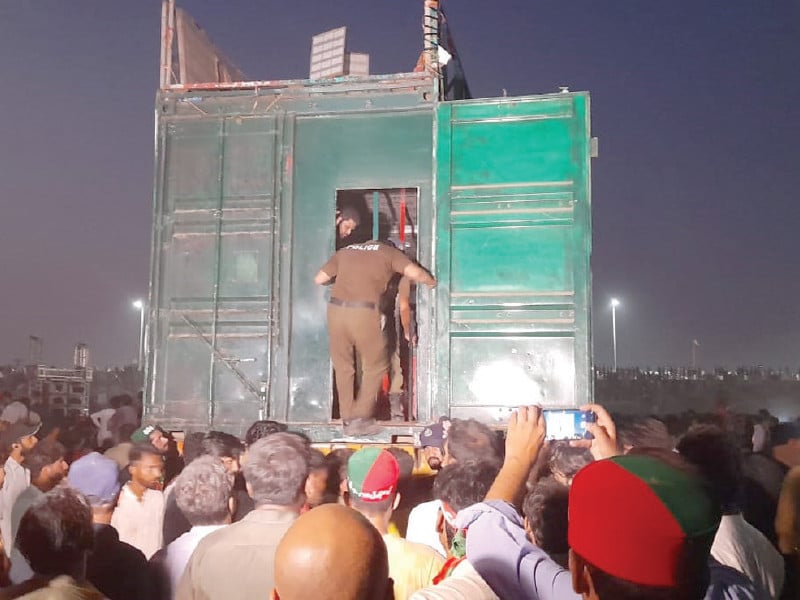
top-left (145, 73), bottom-right (593, 441)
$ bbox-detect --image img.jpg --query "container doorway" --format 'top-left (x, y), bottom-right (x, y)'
top-left (332, 187), bottom-right (420, 422)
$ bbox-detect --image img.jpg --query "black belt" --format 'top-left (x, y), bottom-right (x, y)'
top-left (329, 298), bottom-right (377, 310)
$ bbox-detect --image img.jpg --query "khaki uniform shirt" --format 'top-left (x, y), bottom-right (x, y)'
top-left (175, 507), bottom-right (297, 600)
top-left (322, 241), bottom-right (412, 305)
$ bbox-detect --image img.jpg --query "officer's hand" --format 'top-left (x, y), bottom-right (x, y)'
top-left (405, 332), bottom-right (418, 346)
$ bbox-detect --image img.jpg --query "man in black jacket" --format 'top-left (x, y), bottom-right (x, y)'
top-left (69, 451), bottom-right (156, 600)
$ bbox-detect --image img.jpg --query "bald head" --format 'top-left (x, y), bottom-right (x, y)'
top-left (274, 504), bottom-right (392, 600)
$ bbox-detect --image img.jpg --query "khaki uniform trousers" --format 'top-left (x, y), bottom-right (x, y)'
top-left (328, 304), bottom-right (389, 421)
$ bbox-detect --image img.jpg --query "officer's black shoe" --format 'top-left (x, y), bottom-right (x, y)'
top-left (358, 418), bottom-right (383, 436)
top-left (344, 418), bottom-right (383, 436)
top-left (344, 418), bottom-right (365, 435)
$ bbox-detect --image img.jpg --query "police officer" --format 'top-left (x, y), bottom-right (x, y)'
top-left (314, 241), bottom-right (436, 436)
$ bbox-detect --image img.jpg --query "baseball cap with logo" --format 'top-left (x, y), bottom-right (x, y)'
top-left (419, 416), bottom-right (451, 450)
top-left (131, 424), bottom-right (163, 444)
top-left (347, 448), bottom-right (400, 502)
top-left (69, 452), bottom-right (121, 505)
top-left (0, 421), bottom-right (41, 450)
top-left (568, 454), bottom-right (721, 589)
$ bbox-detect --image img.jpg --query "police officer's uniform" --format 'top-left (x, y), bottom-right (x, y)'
top-left (319, 241), bottom-right (413, 427)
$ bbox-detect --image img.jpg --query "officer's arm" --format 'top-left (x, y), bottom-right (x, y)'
top-left (314, 270), bottom-right (333, 285)
top-left (403, 263), bottom-right (437, 288)
top-left (399, 294), bottom-right (415, 343)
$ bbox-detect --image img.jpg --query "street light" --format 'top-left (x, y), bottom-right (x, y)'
top-left (610, 298), bottom-right (620, 371)
top-left (132, 299), bottom-right (145, 370)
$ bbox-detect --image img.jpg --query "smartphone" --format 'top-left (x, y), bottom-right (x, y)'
top-left (543, 409), bottom-right (596, 441)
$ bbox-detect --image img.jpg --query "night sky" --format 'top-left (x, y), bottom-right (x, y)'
top-left (1, 1), bottom-right (798, 369)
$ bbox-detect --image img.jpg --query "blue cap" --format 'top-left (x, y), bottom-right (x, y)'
top-left (420, 417), bottom-right (451, 450)
top-left (69, 452), bottom-right (121, 505)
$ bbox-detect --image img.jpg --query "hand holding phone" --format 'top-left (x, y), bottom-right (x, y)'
top-left (568, 403), bottom-right (620, 460)
top-left (504, 406), bottom-right (546, 466)
top-left (542, 409), bottom-right (596, 441)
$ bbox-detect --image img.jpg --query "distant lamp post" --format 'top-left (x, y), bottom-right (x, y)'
top-left (610, 298), bottom-right (620, 371)
top-left (692, 339), bottom-right (700, 370)
top-left (132, 299), bottom-right (145, 370)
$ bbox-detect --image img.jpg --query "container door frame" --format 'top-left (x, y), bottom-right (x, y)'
top-left (432, 93), bottom-right (593, 421)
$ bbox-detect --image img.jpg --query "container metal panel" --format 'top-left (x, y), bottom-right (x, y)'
top-left (148, 113), bottom-right (281, 433)
top-left (450, 119), bottom-right (576, 186)
top-left (157, 336), bottom-right (212, 424)
top-left (451, 225), bottom-right (573, 293)
top-left (165, 120), bottom-right (220, 204)
top-left (449, 336), bottom-right (576, 409)
top-left (434, 93), bottom-right (592, 422)
top-left (222, 118), bottom-right (278, 201)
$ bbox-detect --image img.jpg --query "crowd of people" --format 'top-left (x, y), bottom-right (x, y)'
top-left (0, 391), bottom-right (798, 599)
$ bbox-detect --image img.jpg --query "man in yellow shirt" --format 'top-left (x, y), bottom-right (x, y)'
top-left (346, 448), bottom-right (444, 599)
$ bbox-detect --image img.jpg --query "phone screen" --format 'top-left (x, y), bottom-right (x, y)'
top-left (543, 409), bottom-right (595, 441)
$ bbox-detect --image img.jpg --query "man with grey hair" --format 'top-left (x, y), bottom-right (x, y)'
top-left (163, 430), bottom-right (243, 546)
top-left (163, 456), bottom-right (234, 594)
top-left (175, 432), bottom-right (310, 600)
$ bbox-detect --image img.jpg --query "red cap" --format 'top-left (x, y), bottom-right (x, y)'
top-left (568, 455), bottom-right (719, 587)
top-left (347, 448), bottom-right (399, 502)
